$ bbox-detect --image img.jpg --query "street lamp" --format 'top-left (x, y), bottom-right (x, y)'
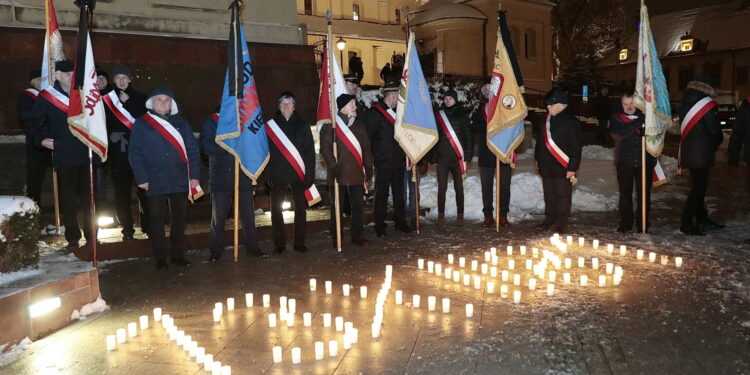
top-left (336, 37), bottom-right (346, 66)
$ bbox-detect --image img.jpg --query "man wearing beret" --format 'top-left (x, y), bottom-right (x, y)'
top-left (535, 89), bottom-right (582, 234)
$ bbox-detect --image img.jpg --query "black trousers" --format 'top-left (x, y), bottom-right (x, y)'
top-left (330, 184), bottom-right (365, 240)
top-left (616, 163), bottom-right (652, 230)
top-left (25, 141), bottom-right (51, 206)
top-left (58, 166), bottom-right (95, 245)
top-left (210, 190), bottom-right (258, 255)
top-left (542, 176), bottom-right (572, 228)
top-left (374, 165), bottom-right (406, 233)
top-left (110, 166), bottom-right (148, 236)
top-left (270, 182), bottom-right (307, 248)
top-left (147, 192), bottom-right (187, 262)
top-left (682, 168), bottom-right (710, 226)
top-left (479, 164), bottom-right (511, 219)
top-left (437, 162), bottom-right (464, 215)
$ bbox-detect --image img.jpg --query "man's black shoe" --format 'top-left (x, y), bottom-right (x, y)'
top-left (680, 224), bottom-right (704, 236)
top-left (171, 257), bottom-right (191, 266)
top-left (208, 253), bottom-right (221, 263)
top-left (537, 221), bottom-right (554, 230)
top-left (273, 246), bottom-right (285, 255)
top-left (699, 219), bottom-right (725, 232)
top-left (293, 245), bottom-right (309, 253)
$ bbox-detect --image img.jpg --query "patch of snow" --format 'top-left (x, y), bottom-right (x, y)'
top-left (0, 267), bottom-right (44, 287)
top-left (0, 337), bottom-right (32, 366)
top-left (0, 135), bottom-right (25, 144)
top-left (70, 297), bottom-right (108, 320)
top-left (0, 196), bottom-right (38, 223)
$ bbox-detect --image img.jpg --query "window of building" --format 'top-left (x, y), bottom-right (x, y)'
top-left (524, 28), bottom-right (536, 60)
top-left (510, 26), bottom-right (520, 55)
top-left (737, 66), bottom-right (749, 86)
top-left (395, 9), bottom-right (401, 24)
top-left (352, 4), bottom-right (360, 20)
top-left (304, 0), bottom-right (312, 15)
top-left (678, 66), bottom-right (694, 90)
top-left (703, 62), bottom-right (721, 87)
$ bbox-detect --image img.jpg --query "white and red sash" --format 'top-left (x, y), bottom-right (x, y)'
top-left (542, 114), bottom-right (570, 169)
top-left (23, 88), bottom-right (39, 100)
top-left (436, 110), bottom-right (467, 175)
top-left (102, 90), bottom-right (135, 130)
top-left (680, 96), bottom-right (717, 144)
top-left (265, 119), bottom-right (321, 206)
top-left (482, 103), bottom-right (517, 165)
top-left (618, 113), bottom-right (667, 185)
top-left (374, 103), bottom-right (415, 170)
top-left (142, 113), bottom-right (204, 202)
top-left (39, 86), bottom-right (69, 113)
top-left (334, 116), bottom-right (366, 180)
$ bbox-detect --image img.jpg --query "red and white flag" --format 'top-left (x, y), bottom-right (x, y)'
top-left (40, 0), bottom-right (65, 89)
top-left (316, 44), bottom-right (348, 127)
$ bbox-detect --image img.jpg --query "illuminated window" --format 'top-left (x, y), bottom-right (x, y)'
top-left (352, 4), bottom-right (360, 20)
top-left (619, 48), bottom-right (629, 61)
top-left (679, 38), bottom-right (694, 52)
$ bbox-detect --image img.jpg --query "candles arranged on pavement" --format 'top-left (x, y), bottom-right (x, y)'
top-left (675, 257), bottom-right (683, 268)
top-left (291, 347), bottom-right (301, 364)
top-left (263, 294), bottom-right (270, 307)
top-left (226, 298), bottom-right (235, 311)
top-left (466, 303), bottom-right (474, 318)
top-left (442, 298), bottom-right (450, 313)
top-left (309, 278), bottom-right (317, 291)
top-left (153, 307), bottom-right (162, 322)
top-left (139, 315), bottom-right (148, 330)
top-left (245, 293), bottom-right (253, 307)
top-left (106, 335), bottom-right (116, 351)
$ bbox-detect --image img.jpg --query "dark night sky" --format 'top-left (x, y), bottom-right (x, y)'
top-left (648, 0), bottom-right (742, 14)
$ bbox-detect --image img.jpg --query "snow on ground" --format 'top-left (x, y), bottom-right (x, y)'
top-left (0, 268), bottom-right (44, 287)
top-left (0, 196), bottom-right (38, 220)
top-left (0, 337), bottom-right (32, 366)
top-left (70, 297), bottom-right (109, 320)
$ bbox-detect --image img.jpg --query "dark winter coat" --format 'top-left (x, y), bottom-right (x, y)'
top-left (609, 107), bottom-right (656, 169)
top-left (17, 89), bottom-right (40, 146)
top-left (264, 111), bottom-right (315, 186)
top-left (104, 86), bottom-right (147, 170)
top-left (470, 103), bottom-right (498, 168)
top-left (729, 97), bottom-right (750, 163)
top-left (678, 81), bottom-right (723, 169)
top-left (29, 82), bottom-right (101, 168)
top-left (320, 113), bottom-right (373, 186)
top-left (431, 104), bottom-right (473, 165)
top-left (592, 95), bottom-right (612, 123)
top-left (362, 101), bottom-right (406, 167)
top-left (200, 113), bottom-right (253, 193)
top-left (128, 111), bottom-right (201, 197)
top-left (535, 108), bottom-right (583, 178)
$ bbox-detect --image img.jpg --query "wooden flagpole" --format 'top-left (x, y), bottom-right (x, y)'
top-left (414, 164), bottom-right (421, 234)
top-left (232, 1), bottom-right (241, 262)
top-left (641, 132), bottom-right (647, 233)
top-left (495, 159), bottom-right (501, 231)
top-left (45, 0), bottom-right (62, 235)
top-left (327, 7), bottom-right (342, 252)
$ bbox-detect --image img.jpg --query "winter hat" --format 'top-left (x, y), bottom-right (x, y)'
top-left (382, 82), bottom-right (399, 93)
top-left (146, 86), bottom-right (179, 115)
top-left (54, 60), bottom-right (74, 73)
top-left (544, 89), bottom-right (568, 106)
top-left (112, 64), bottom-right (132, 79)
top-left (96, 68), bottom-right (109, 79)
top-left (336, 94), bottom-right (357, 110)
top-left (444, 89), bottom-right (458, 101)
top-left (29, 69), bottom-right (42, 81)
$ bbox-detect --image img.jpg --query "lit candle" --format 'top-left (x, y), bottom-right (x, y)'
top-left (459, 257), bottom-right (466, 268)
top-left (471, 260), bottom-right (478, 271)
top-left (262, 294), bottom-right (270, 307)
top-left (614, 273), bottom-right (622, 286)
top-left (619, 245), bottom-right (627, 256)
top-left (607, 243), bottom-right (614, 254)
top-left (660, 255), bottom-right (668, 265)
top-left (463, 274), bottom-right (471, 286)
top-left (605, 263), bottom-right (613, 274)
top-left (371, 322), bottom-right (380, 338)
top-left (227, 298), bottom-right (235, 311)
top-left (106, 335), bottom-right (116, 351)
top-left (615, 266), bottom-right (623, 275)
top-left (418, 259), bottom-right (425, 269)
top-left (487, 281), bottom-right (495, 294)
top-left (490, 266), bottom-right (498, 278)
top-left (196, 347), bottom-right (205, 363)
top-left (508, 259), bottom-right (515, 270)
top-left (566, 235), bottom-right (573, 244)
top-left (592, 239), bottom-right (599, 249)
top-left (428, 296), bottom-right (436, 311)
top-left (445, 267), bottom-right (453, 279)
top-left (513, 274), bottom-right (521, 286)
top-left (204, 355), bottom-right (214, 371)
top-left (428, 261), bottom-right (434, 273)
top-left (286, 312), bottom-right (294, 327)
top-left (547, 283), bottom-right (555, 296)
top-left (473, 275), bottom-right (481, 289)
top-left (578, 237), bottom-right (585, 247)
top-left (309, 278), bottom-right (317, 291)
top-left (506, 245), bottom-right (513, 256)
top-left (314, 341), bottom-right (324, 360)
top-left (435, 263), bottom-right (442, 276)
top-left (481, 263), bottom-right (488, 274)
top-left (637, 249), bottom-right (644, 260)
top-left (453, 270), bottom-right (460, 283)
top-left (649, 252), bottom-right (656, 263)
top-left (525, 259), bottom-right (533, 270)
top-left (291, 347), bottom-right (301, 364)
top-left (484, 251), bottom-right (491, 262)
top-left (343, 333), bottom-right (352, 350)
top-left (578, 257), bottom-right (585, 268)
top-left (385, 264), bottom-right (393, 279)
top-left (564, 258), bottom-right (572, 269)
top-left (580, 275), bottom-right (588, 287)
top-left (675, 257), bottom-right (683, 268)
top-left (344, 322), bottom-right (354, 335)
top-left (442, 298), bottom-right (450, 313)
top-left (513, 290), bottom-right (521, 304)
top-left (598, 275), bottom-right (606, 287)
top-left (500, 284), bottom-right (509, 298)
top-left (490, 247), bottom-right (497, 256)
top-left (288, 299), bottom-right (296, 314)
top-left (161, 314), bottom-right (171, 328)
top-left (329, 340), bottom-right (338, 357)
top-left (268, 313), bottom-right (277, 327)
top-left (211, 362), bottom-right (221, 375)
top-left (215, 302), bottom-right (223, 313)
top-left (563, 273), bottom-right (571, 284)
top-left (116, 328), bottom-right (127, 344)
top-left (127, 322), bottom-right (137, 337)
top-left (360, 286), bottom-right (368, 299)
top-left (520, 246), bottom-right (527, 255)
top-left (501, 270), bottom-right (509, 282)
top-left (532, 247), bottom-right (539, 257)
top-left (528, 278), bottom-right (537, 291)
top-left (395, 290), bottom-right (403, 304)
top-left (447, 254), bottom-right (454, 264)
top-left (465, 303), bottom-right (474, 318)
top-left (548, 271), bottom-right (557, 283)
top-left (153, 307), bottom-right (162, 322)
top-left (139, 315), bottom-right (148, 330)
top-left (279, 306), bottom-right (288, 321)
top-left (221, 366), bottom-right (231, 375)
top-left (325, 281), bottom-right (333, 295)
top-left (245, 293), bottom-right (253, 307)
top-left (323, 313), bottom-right (331, 327)
top-left (335, 316), bottom-right (344, 331)
top-left (591, 258), bottom-right (599, 270)
top-left (413, 294), bottom-right (421, 308)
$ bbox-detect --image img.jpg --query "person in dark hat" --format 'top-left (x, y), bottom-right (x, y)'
top-left (129, 87), bottom-right (201, 269)
top-left (262, 91), bottom-right (316, 254)
top-left (431, 89), bottom-right (473, 225)
top-left (534, 89), bottom-right (582, 234)
top-left (30, 60), bottom-right (101, 249)
top-left (96, 68), bottom-right (110, 93)
top-left (18, 69), bottom-right (52, 208)
top-left (678, 74), bottom-right (724, 235)
top-left (362, 82), bottom-right (410, 237)
top-left (320, 94), bottom-right (373, 248)
top-left (102, 64), bottom-right (148, 240)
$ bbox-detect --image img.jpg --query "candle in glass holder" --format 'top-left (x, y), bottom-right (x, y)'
top-left (427, 261), bottom-right (434, 273)
top-left (195, 347), bottom-right (205, 363)
top-left (279, 306), bottom-right (288, 321)
top-left (322, 313), bottom-right (331, 327)
top-left (613, 273), bottom-right (622, 286)
top-left (463, 274), bottom-right (471, 286)
top-left (262, 294), bottom-right (270, 307)
top-left (520, 245), bottom-right (527, 255)
top-left (660, 255), bottom-right (668, 265)
top-left (395, 290), bottom-right (403, 304)
top-left (490, 266), bottom-right (498, 277)
top-left (288, 299), bottom-right (296, 314)
top-left (435, 263), bottom-right (442, 276)
top-left (286, 313), bottom-right (295, 327)
top-left (418, 259), bottom-right (425, 269)
top-left (447, 253), bottom-right (454, 265)
top-left (513, 274), bottom-right (521, 286)
top-left (592, 239), bottom-right (599, 249)
top-left (314, 341), bottom-right (324, 360)
top-left (153, 307), bottom-right (162, 322)
top-left (528, 278), bottom-right (537, 291)
top-left (508, 259), bottom-right (515, 270)
top-left (513, 291), bottom-right (522, 304)
top-left (291, 347), bottom-right (301, 364)
top-left (116, 328), bottom-right (127, 344)
top-left (204, 355), bottom-right (214, 371)
top-left (309, 279), bottom-right (317, 291)
top-left (245, 293), bottom-right (253, 307)
top-left (466, 303), bottom-right (474, 318)
top-left (329, 340), bottom-right (338, 357)
top-left (500, 284), bottom-right (509, 298)
top-left (445, 267), bottom-right (453, 279)
top-left (675, 257), bottom-right (683, 268)
top-left (226, 298), bottom-right (235, 311)
top-left (548, 271), bottom-right (557, 283)
top-left (580, 275), bottom-right (588, 287)
top-left (578, 257), bottom-right (585, 268)
top-left (525, 259), bottom-right (533, 270)
top-left (453, 270), bottom-right (460, 283)
top-left (212, 308), bottom-right (221, 322)
top-left (619, 245), bottom-right (627, 256)
top-left (139, 315), bottom-right (148, 330)
top-left (459, 257), bottom-right (466, 267)
top-left (532, 247), bottom-right (539, 257)
top-left (484, 251), bottom-right (491, 262)
top-left (127, 322), bottom-right (138, 337)
top-left (487, 281), bottom-right (495, 294)
top-left (605, 263), bottom-right (614, 274)
top-left (473, 275), bottom-right (482, 289)
top-left (501, 270), bottom-right (509, 282)
top-left (335, 316), bottom-right (344, 331)
top-left (325, 281), bottom-right (333, 295)
top-left (547, 283), bottom-right (555, 296)
top-left (566, 235), bottom-right (573, 244)
top-left (598, 275), bottom-right (606, 287)
top-left (607, 243), bottom-right (614, 254)
top-left (564, 258), bottom-right (572, 269)
top-left (428, 296), bottom-right (436, 311)
top-left (506, 245), bottom-right (513, 255)
top-left (591, 258), bottom-right (599, 270)
top-left (563, 273), bottom-right (571, 284)
top-left (342, 284), bottom-right (350, 297)
top-left (413, 294), bottom-right (421, 308)
top-left (371, 322), bottom-right (380, 338)
top-left (636, 249), bottom-right (644, 260)
top-left (268, 313), bottom-right (277, 328)
top-left (471, 260), bottom-right (478, 271)
top-left (578, 237), bottom-right (585, 247)
top-left (360, 286), bottom-right (368, 298)
top-left (649, 252), bottom-right (656, 263)
top-left (481, 263), bottom-right (488, 274)
top-left (106, 335), bottom-right (116, 351)
top-left (442, 298), bottom-right (450, 313)
top-left (615, 266), bottom-right (623, 275)
top-left (343, 334), bottom-right (352, 350)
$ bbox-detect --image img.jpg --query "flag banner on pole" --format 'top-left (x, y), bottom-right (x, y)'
top-left (634, 0), bottom-right (671, 158)
top-left (68, 0), bottom-right (108, 162)
top-left (486, 11), bottom-right (527, 165)
top-left (316, 44), bottom-right (348, 127)
top-left (215, 2), bottom-right (269, 182)
top-left (394, 33), bottom-right (438, 164)
top-left (41, 0), bottom-right (65, 89)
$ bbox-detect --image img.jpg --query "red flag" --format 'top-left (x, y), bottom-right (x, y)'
top-left (316, 44), bottom-right (347, 127)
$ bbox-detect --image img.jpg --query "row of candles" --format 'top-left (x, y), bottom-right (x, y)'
top-left (549, 234), bottom-right (684, 267)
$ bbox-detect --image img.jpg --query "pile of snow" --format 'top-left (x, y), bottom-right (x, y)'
top-left (0, 196), bottom-right (38, 222)
top-left (0, 337), bottom-right (32, 366)
top-left (70, 297), bottom-right (109, 320)
top-left (0, 267), bottom-right (44, 287)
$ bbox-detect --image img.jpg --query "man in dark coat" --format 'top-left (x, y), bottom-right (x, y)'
top-left (348, 52), bottom-right (364, 83)
top-left (320, 94), bottom-right (374, 248)
top-left (201, 109), bottom-right (266, 262)
top-left (729, 95), bottom-right (750, 243)
top-left (264, 92), bottom-right (316, 254)
top-left (102, 64), bottom-right (148, 240)
top-left (535, 89), bottom-right (582, 234)
top-left (610, 92), bottom-right (655, 233)
top-left (18, 69), bottom-right (51, 207)
top-left (30, 61), bottom-right (101, 249)
top-left (593, 86), bottom-right (612, 146)
top-left (129, 87), bottom-right (201, 269)
top-left (678, 75), bottom-right (724, 235)
top-left (432, 89), bottom-right (473, 225)
top-left (470, 83), bottom-right (513, 228)
top-left (362, 82), bottom-right (410, 236)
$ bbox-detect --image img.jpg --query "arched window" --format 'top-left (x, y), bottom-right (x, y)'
top-left (524, 28), bottom-right (537, 60)
top-left (352, 3), bottom-right (360, 20)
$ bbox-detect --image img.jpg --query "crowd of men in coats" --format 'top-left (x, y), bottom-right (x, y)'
top-left (17, 61), bottom-right (750, 269)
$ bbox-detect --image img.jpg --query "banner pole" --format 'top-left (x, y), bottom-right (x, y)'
top-left (232, 1), bottom-right (241, 262)
top-left (641, 135), bottom-right (647, 233)
top-left (88, 149), bottom-right (97, 268)
top-left (414, 164), bottom-right (420, 235)
top-left (327, 8), bottom-right (342, 252)
top-left (495, 158), bottom-right (500, 232)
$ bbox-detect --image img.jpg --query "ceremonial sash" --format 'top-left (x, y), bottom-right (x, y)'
top-left (483, 103), bottom-right (517, 166)
top-left (102, 90), bottom-right (135, 130)
top-left (23, 88), bottom-right (39, 100)
top-left (334, 116), bottom-right (366, 180)
top-left (374, 103), bottom-right (414, 170)
top-left (618, 113), bottom-right (667, 184)
top-left (436, 110), bottom-right (467, 175)
top-left (142, 113), bottom-right (204, 202)
top-left (39, 86), bottom-right (69, 113)
top-left (265, 119), bottom-right (321, 205)
top-left (542, 114), bottom-right (569, 169)
top-left (680, 96), bottom-right (717, 144)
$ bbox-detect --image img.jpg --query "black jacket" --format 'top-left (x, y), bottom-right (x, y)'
top-left (678, 81), bottom-right (723, 169)
top-left (264, 111), bottom-right (315, 186)
top-left (470, 103), bottom-right (498, 168)
top-left (430, 104), bottom-right (473, 165)
top-left (17, 89), bottom-right (40, 146)
top-left (729, 98), bottom-right (750, 163)
top-left (609, 107), bottom-right (656, 169)
top-left (592, 95), bottom-right (612, 122)
top-left (535, 108), bottom-right (582, 178)
top-left (200, 114), bottom-right (253, 193)
top-left (29, 82), bottom-right (101, 169)
top-left (362, 101), bottom-right (405, 167)
top-left (104, 86), bottom-right (147, 170)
